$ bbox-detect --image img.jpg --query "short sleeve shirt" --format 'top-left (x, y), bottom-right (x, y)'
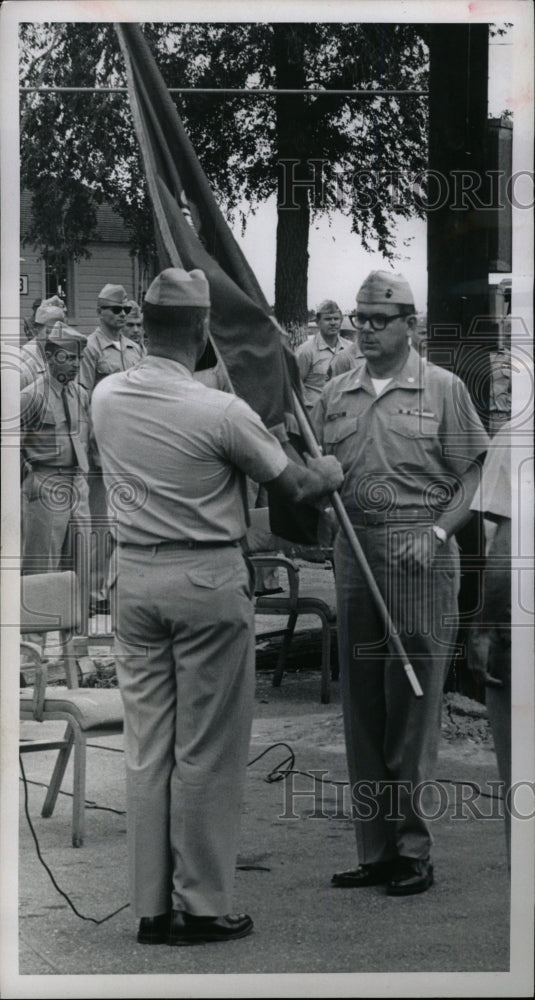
top-left (91, 356), bottom-right (288, 545)
top-left (311, 348), bottom-right (489, 517)
top-left (295, 332), bottom-right (353, 408)
top-left (20, 375), bottom-right (90, 471)
top-left (79, 327), bottom-right (144, 396)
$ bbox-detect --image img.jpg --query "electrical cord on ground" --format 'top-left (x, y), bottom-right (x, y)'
top-left (19, 755), bottom-right (129, 924)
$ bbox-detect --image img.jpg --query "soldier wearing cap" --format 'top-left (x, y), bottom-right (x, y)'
top-left (312, 270), bottom-right (489, 896)
top-left (295, 299), bottom-right (352, 409)
top-left (20, 295), bottom-right (67, 390)
top-left (79, 284), bottom-right (144, 615)
top-left (123, 299), bottom-right (147, 351)
top-left (91, 266), bottom-right (343, 946)
top-left (20, 323), bottom-right (91, 578)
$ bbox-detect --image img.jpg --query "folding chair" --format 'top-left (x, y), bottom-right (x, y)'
top-left (248, 509), bottom-right (338, 704)
top-left (20, 571), bottom-right (124, 847)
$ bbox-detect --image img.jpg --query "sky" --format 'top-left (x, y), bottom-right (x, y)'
top-left (232, 35), bottom-right (513, 317)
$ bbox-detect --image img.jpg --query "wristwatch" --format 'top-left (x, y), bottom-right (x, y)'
top-left (432, 525), bottom-right (448, 545)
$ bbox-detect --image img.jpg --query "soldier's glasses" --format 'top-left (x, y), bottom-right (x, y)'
top-left (103, 305), bottom-right (132, 315)
top-left (349, 312), bottom-right (406, 331)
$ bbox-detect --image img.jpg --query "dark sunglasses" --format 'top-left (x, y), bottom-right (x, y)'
top-left (349, 311), bottom-right (406, 332)
top-left (103, 304), bottom-right (132, 315)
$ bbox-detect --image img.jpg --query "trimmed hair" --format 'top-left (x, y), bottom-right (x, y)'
top-left (142, 301), bottom-right (209, 341)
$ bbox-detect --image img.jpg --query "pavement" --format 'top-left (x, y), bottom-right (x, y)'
top-left (7, 567), bottom-right (533, 997)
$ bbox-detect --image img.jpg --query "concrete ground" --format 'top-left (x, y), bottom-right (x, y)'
top-left (8, 568), bottom-right (532, 997)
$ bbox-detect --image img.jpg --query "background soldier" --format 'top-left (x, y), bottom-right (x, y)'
top-left (295, 299), bottom-right (352, 409)
top-left (20, 323), bottom-right (90, 579)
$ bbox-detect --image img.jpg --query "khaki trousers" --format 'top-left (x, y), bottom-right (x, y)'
top-left (21, 467), bottom-right (90, 578)
top-left (334, 523), bottom-right (460, 864)
top-left (113, 543), bottom-right (255, 918)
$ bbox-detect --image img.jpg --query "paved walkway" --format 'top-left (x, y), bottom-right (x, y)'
top-left (9, 669), bottom-right (532, 998)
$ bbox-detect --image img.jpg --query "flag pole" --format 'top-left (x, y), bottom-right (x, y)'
top-left (291, 388), bottom-right (424, 699)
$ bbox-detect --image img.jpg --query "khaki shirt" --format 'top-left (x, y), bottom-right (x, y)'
top-left (20, 375), bottom-right (90, 471)
top-left (79, 327), bottom-right (144, 396)
top-left (296, 332), bottom-right (353, 408)
top-left (19, 340), bottom-right (47, 390)
top-left (91, 356), bottom-right (288, 545)
top-left (328, 342), bottom-right (364, 380)
top-left (312, 348), bottom-right (489, 515)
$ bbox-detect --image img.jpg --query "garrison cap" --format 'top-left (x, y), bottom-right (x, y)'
top-left (97, 283), bottom-right (129, 306)
top-left (144, 268), bottom-right (210, 308)
top-left (125, 299), bottom-right (142, 320)
top-left (46, 322), bottom-right (87, 349)
top-left (357, 271), bottom-right (414, 307)
top-left (316, 299), bottom-right (342, 317)
top-left (35, 295), bottom-right (66, 326)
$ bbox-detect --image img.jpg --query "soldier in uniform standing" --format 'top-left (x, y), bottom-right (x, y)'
top-left (79, 284), bottom-right (144, 616)
top-left (295, 300), bottom-right (352, 410)
top-left (312, 271), bottom-right (489, 896)
top-left (20, 323), bottom-right (90, 578)
top-left (91, 267), bottom-right (343, 946)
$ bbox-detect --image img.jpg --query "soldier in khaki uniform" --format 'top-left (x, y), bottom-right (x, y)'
top-left (312, 271), bottom-right (489, 896)
top-left (20, 323), bottom-right (90, 577)
top-left (79, 284), bottom-right (144, 615)
top-left (295, 300), bottom-right (352, 410)
top-left (91, 267), bottom-right (343, 946)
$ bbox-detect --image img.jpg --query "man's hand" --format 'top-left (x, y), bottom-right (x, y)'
top-left (304, 454), bottom-right (344, 493)
top-left (392, 526), bottom-right (439, 571)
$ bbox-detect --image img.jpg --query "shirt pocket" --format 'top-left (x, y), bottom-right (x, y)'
top-left (322, 416), bottom-right (357, 465)
top-left (388, 414), bottom-right (440, 468)
top-left (96, 356), bottom-right (119, 377)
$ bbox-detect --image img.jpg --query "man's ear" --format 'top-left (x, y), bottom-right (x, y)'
top-left (406, 314), bottom-right (417, 331)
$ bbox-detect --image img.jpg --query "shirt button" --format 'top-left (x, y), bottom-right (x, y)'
top-left (407, 376), bottom-right (415, 383)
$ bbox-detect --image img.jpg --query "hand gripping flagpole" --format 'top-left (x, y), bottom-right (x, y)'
top-left (291, 388), bottom-right (423, 699)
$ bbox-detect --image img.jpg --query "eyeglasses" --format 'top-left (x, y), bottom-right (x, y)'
top-left (102, 305), bottom-right (132, 315)
top-left (349, 311), bottom-right (407, 332)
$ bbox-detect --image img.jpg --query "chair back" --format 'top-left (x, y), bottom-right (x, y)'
top-left (21, 572), bottom-right (81, 635)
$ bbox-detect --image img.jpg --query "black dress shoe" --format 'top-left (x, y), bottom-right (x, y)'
top-left (167, 911), bottom-right (253, 946)
top-left (331, 861), bottom-right (395, 888)
top-left (137, 912), bottom-right (170, 944)
top-left (387, 857), bottom-right (434, 896)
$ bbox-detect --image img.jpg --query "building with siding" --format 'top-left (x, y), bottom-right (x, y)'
top-left (19, 191), bottom-right (155, 342)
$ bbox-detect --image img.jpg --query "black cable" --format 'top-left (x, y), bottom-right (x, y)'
top-left (19, 755), bottom-right (129, 924)
top-left (247, 741), bottom-right (296, 782)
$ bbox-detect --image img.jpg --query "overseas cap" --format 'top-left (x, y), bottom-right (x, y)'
top-left (35, 295), bottom-right (66, 326)
top-left (316, 299), bottom-right (342, 317)
top-left (97, 283), bottom-right (129, 306)
top-left (357, 271), bottom-right (414, 307)
top-left (144, 268), bottom-right (210, 308)
top-left (46, 322), bottom-right (87, 349)
top-left (125, 299), bottom-right (142, 320)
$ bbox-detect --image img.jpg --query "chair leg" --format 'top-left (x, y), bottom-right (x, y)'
top-left (272, 612), bottom-right (298, 688)
top-left (41, 724), bottom-right (75, 818)
top-left (319, 613), bottom-right (332, 705)
top-left (71, 727), bottom-right (87, 847)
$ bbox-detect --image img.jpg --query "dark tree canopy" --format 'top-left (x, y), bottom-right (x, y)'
top-left (20, 21), bottom-right (429, 326)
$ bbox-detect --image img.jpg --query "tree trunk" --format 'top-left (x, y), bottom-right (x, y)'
top-left (273, 24), bottom-right (311, 329)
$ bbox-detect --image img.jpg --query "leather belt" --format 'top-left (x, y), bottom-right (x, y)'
top-left (119, 539), bottom-right (241, 551)
top-left (351, 509), bottom-right (438, 526)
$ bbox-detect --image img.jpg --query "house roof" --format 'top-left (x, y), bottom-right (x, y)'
top-left (21, 190), bottom-right (132, 244)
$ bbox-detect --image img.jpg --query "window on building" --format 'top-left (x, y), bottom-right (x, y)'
top-left (44, 256), bottom-right (73, 315)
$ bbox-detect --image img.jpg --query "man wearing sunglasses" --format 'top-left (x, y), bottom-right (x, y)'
top-left (79, 284), bottom-right (144, 617)
top-left (312, 270), bottom-right (489, 897)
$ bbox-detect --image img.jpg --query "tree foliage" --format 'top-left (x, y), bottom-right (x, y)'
top-left (20, 21), bottom-right (429, 322)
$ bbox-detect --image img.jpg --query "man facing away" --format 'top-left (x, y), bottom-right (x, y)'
top-left (91, 267), bottom-right (343, 946)
top-left (312, 270), bottom-right (489, 896)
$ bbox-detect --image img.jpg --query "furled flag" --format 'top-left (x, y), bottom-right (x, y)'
top-left (116, 22), bottom-right (319, 544)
